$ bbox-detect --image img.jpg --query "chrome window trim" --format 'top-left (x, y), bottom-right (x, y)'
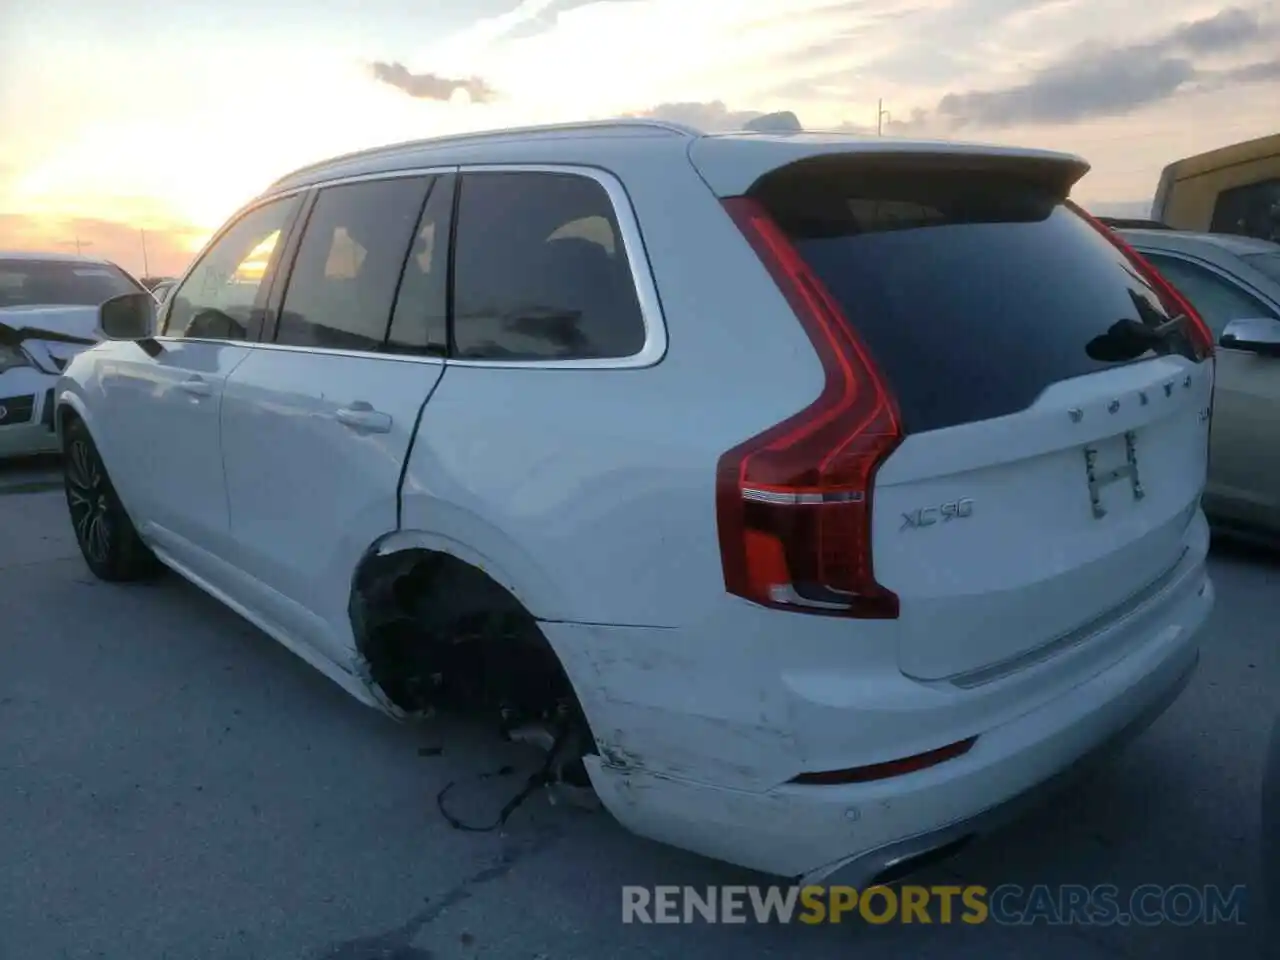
top-left (161, 163), bottom-right (669, 371)
top-left (156, 167), bottom-right (459, 344)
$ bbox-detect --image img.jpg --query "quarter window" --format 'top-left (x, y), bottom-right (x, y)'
top-left (451, 171), bottom-right (646, 361)
top-left (275, 177), bottom-right (433, 351)
top-left (165, 196), bottom-right (300, 341)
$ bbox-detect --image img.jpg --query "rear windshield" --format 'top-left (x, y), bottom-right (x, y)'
top-left (1243, 252), bottom-right (1280, 284)
top-left (753, 165), bottom-right (1197, 434)
top-left (0, 259), bottom-right (141, 308)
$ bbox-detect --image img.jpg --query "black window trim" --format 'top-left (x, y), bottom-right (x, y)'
top-left (1137, 247), bottom-right (1280, 344)
top-left (156, 191), bottom-right (307, 342)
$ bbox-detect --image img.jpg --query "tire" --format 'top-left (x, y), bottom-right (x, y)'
top-left (63, 418), bottom-right (161, 581)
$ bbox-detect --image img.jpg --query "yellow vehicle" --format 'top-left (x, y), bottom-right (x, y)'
top-left (1152, 132), bottom-right (1280, 241)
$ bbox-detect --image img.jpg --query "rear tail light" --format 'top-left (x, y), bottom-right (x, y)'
top-left (1073, 203), bottom-right (1215, 361)
top-left (789, 736), bottom-right (978, 785)
top-left (716, 196), bottom-right (902, 619)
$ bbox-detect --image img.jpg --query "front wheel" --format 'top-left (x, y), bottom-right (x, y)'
top-left (63, 419), bottom-right (161, 582)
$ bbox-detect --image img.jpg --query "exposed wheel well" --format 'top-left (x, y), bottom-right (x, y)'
top-left (349, 546), bottom-right (597, 766)
top-left (58, 404), bottom-right (82, 438)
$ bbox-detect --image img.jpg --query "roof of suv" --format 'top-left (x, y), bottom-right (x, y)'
top-left (0, 250), bottom-right (116, 266)
top-left (1119, 228), bottom-right (1280, 257)
top-left (266, 118), bottom-right (1091, 197)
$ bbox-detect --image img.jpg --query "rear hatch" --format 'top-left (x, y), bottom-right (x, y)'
top-left (707, 142), bottom-right (1213, 683)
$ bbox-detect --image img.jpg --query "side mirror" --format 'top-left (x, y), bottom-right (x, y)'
top-left (1219, 317), bottom-right (1280, 357)
top-left (99, 292), bottom-right (158, 340)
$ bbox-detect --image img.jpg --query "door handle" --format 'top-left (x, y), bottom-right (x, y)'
top-left (179, 377), bottom-right (212, 397)
top-left (335, 402), bottom-right (392, 434)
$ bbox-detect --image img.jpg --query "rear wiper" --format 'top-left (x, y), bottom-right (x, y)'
top-left (1085, 314), bottom-right (1187, 362)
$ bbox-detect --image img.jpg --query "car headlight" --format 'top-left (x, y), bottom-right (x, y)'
top-left (0, 344), bottom-right (32, 374)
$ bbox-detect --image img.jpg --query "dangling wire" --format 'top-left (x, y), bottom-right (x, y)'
top-left (435, 721), bottom-right (572, 833)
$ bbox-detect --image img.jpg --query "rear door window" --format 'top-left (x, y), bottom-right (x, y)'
top-left (275, 177), bottom-right (432, 351)
top-left (385, 174), bottom-right (453, 357)
top-left (752, 165), bottom-right (1197, 433)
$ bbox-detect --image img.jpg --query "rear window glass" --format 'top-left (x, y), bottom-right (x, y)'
top-left (753, 166), bottom-right (1197, 434)
top-left (1243, 252), bottom-right (1280, 284)
top-left (0, 259), bottom-right (141, 308)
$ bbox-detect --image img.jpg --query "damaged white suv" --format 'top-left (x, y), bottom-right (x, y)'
top-left (55, 120), bottom-right (1216, 886)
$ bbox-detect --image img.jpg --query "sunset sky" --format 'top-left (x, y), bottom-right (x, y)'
top-left (1, 0), bottom-right (1277, 278)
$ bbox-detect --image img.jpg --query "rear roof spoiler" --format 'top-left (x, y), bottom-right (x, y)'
top-left (688, 135), bottom-right (1091, 198)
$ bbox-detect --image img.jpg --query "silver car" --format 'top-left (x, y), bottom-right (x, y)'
top-left (1120, 228), bottom-right (1280, 539)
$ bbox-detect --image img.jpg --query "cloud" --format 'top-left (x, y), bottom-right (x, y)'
top-left (369, 61), bottom-right (497, 103)
top-left (499, 0), bottom-right (646, 40)
top-left (629, 98), bottom-right (938, 138)
top-left (937, 6), bottom-right (1278, 127)
top-left (629, 100), bottom-right (766, 132)
top-left (1223, 57), bottom-right (1280, 82)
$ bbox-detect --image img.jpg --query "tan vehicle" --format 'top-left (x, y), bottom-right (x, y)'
top-left (1152, 132), bottom-right (1280, 241)
top-left (1121, 228), bottom-right (1280, 540)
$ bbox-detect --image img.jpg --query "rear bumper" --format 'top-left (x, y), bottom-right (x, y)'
top-left (556, 518), bottom-right (1213, 880)
top-left (813, 648), bottom-right (1199, 887)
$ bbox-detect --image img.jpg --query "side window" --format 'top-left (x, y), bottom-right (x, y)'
top-left (1210, 179), bottom-right (1280, 242)
top-left (1144, 253), bottom-right (1277, 340)
top-left (386, 174), bottom-right (453, 356)
top-left (452, 171), bottom-right (646, 361)
top-left (275, 177), bottom-right (432, 351)
top-left (165, 196), bottom-right (299, 340)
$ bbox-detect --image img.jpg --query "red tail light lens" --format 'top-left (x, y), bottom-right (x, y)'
top-left (789, 736), bottom-right (978, 785)
top-left (1073, 204), bottom-right (1215, 360)
top-left (717, 196), bottom-right (902, 619)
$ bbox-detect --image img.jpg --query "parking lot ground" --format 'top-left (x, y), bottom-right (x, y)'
top-left (0, 453), bottom-right (61, 495)
top-left (0, 486), bottom-right (1274, 959)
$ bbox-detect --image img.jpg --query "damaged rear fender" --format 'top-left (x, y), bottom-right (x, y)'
top-left (379, 501), bottom-right (571, 620)
top-left (347, 527), bottom-right (601, 732)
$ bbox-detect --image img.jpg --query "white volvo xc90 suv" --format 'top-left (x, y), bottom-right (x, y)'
top-left (55, 119), bottom-right (1216, 886)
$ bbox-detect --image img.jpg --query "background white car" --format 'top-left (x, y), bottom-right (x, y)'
top-left (1, 252), bottom-right (148, 458)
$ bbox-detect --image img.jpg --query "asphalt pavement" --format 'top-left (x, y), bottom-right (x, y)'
top-left (0, 475), bottom-right (1274, 959)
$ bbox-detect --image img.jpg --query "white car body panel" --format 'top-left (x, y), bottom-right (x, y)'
top-left (875, 354), bottom-right (1212, 681)
top-left (89, 338), bottom-right (253, 583)
top-left (219, 346), bottom-right (443, 664)
top-left (54, 120), bottom-right (1215, 883)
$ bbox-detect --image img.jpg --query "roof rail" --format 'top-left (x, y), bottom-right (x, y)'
top-left (269, 118), bottom-right (701, 188)
top-left (1096, 216), bottom-right (1172, 230)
